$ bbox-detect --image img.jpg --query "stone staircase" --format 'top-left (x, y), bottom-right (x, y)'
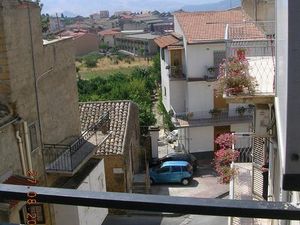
top-left (132, 173), bottom-right (150, 194)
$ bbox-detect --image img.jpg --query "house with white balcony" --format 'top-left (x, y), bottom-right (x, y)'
top-left (154, 9), bottom-right (267, 160)
top-left (218, 1), bottom-right (300, 225)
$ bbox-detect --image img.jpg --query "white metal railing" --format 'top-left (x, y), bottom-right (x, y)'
top-left (224, 21), bottom-right (276, 96)
top-left (173, 107), bottom-right (253, 121)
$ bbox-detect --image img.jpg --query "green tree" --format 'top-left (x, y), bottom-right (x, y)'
top-left (41, 14), bottom-right (50, 33)
top-left (99, 43), bottom-right (109, 51)
top-left (77, 69), bottom-right (157, 133)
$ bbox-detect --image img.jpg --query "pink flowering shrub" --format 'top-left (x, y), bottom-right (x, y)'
top-left (214, 133), bottom-right (239, 184)
top-left (215, 133), bottom-right (235, 149)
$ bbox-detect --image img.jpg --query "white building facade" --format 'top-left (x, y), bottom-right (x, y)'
top-left (53, 159), bottom-right (108, 225)
top-left (155, 9), bottom-right (259, 160)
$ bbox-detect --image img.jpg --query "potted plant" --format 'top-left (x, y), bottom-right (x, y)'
top-left (236, 106), bottom-right (246, 116)
top-left (207, 66), bottom-right (216, 77)
top-left (217, 55), bottom-right (257, 96)
top-left (209, 108), bottom-right (221, 118)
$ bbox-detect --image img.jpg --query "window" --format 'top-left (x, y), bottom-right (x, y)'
top-left (172, 166), bottom-right (181, 172)
top-left (161, 48), bottom-right (165, 61)
top-left (164, 87), bottom-right (166, 96)
top-left (158, 166), bottom-right (170, 173)
top-left (28, 123), bottom-right (39, 151)
top-left (182, 166), bottom-right (188, 172)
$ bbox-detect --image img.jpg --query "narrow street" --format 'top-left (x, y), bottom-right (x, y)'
top-left (101, 91), bottom-right (229, 225)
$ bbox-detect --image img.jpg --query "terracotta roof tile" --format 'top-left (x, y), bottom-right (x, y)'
top-left (98, 29), bottom-right (121, 36)
top-left (175, 9), bottom-right (264, 43)
top-left (154, 34), bottom-right (181, 48)
top-left (79, 101), bottom-right (131, 155)
top-left (228, 23), bottom-right (266, 40)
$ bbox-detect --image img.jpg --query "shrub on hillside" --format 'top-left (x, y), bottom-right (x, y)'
top-left (83, 53), bottom-right (102, 68)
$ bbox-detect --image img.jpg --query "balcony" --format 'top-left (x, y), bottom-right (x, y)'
top-left (230, 134), bottom-right (271, 225)
top-left (172, 108), bottom-right (253, 128)
top-left (168, 65), bottom-right (185, 80)
top-left (42, 112), bottom-right (111, 175)
top-left (222, 22), bottom-right (275, 104)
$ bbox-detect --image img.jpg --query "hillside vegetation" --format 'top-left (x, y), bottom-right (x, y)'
top-left (77, 54), bottom-right (161, 133)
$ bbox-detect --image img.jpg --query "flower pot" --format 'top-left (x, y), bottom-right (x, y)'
top-left (226, 86), bottom-right (244, 96)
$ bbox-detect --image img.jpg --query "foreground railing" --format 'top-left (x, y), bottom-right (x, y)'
top-left (0, 184), bottom-right (299, 220)
top-left (42, 111), bottom-right (110, 173)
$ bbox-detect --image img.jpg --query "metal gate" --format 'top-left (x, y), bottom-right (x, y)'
top-left (213, 50), bottom-right (226, 76)
top-left (233, 133), bottom-right (252, 163)
top-left (252, 137), bottom-right (268, 200)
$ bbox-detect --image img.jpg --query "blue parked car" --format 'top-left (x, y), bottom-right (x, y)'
top-left (150, 161), bottom-right (193, 185)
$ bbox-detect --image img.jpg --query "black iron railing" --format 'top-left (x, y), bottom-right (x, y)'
top-left (42, 111), bottom-right (110, 173)
top-left (169, 65), bottom-right (185, 79)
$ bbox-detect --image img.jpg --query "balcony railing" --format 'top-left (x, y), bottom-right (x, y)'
top-left (222, 22), bottom-right (275, 104)
top-left (169, 65), bottom-right (185, 79)
top-left (42, 111), bottom-right (111, 175)
top-left (172, 108), bottom-right (253, 128)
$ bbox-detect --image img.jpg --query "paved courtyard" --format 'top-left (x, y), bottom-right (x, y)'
top-left (150, 164), bottom-right (228, 198)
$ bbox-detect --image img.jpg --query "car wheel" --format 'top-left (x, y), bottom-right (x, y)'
top-left (181, 178), bottom-right (189, 186)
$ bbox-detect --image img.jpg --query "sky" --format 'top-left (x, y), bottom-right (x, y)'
top-left (41, 0), bottom-right (221, 16)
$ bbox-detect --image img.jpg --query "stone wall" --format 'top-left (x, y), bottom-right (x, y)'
top-left (38, 38), bottom-right (81, 144)
top-left (0, 1), bottom-right (82, 224)
top-left (124, 102), bottom-right (142, 173)
top-left (100, 155), bottom-right (126, 192)
top-left (242, 0), bottom-right (275, 22)
top-left (74, 33), bottom-right (99, 56)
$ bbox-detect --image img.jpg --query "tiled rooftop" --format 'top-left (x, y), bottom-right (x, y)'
top-left (154, 34), bottom-right (181, 48)
top-left (98, 29), bottom-right (121, 36)
top-left (79, 101), bottom-right (131, 155)
top-left (175, 9), bottom-right (264, 43)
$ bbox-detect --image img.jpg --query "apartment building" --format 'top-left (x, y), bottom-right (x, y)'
top-left (0, 1), bottom-right (109, 224)
top-left (154, 9), bottom-right (266, 160)
top-left (116, 33), bottom-right (159, 56)
top-left (217, 1), bottom-right (300, 225)
top-left (100, 10), bottom-right (109, 18)
top-left (98, 29), bottom-right (122, 48)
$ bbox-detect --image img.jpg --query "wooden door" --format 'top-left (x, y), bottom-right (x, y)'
top-left (170, 49), bottom-right (182, 66)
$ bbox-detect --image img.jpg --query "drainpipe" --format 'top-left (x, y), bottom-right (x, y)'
top-left (23, 121), bottom-right (33, 171)
top-left (15, 130), bottom-right (27, 175)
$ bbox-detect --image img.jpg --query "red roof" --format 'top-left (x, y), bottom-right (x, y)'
top-left (154, 34), bottom-right (181, 48)
top-left (175, 9), bottom-right (265, 43)
top-left (98, 29), bottom-right (121, 36)
top-left (60, 30), bottom-right (87, 38)
top-left (121, 15), bottom-right (133, 19)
